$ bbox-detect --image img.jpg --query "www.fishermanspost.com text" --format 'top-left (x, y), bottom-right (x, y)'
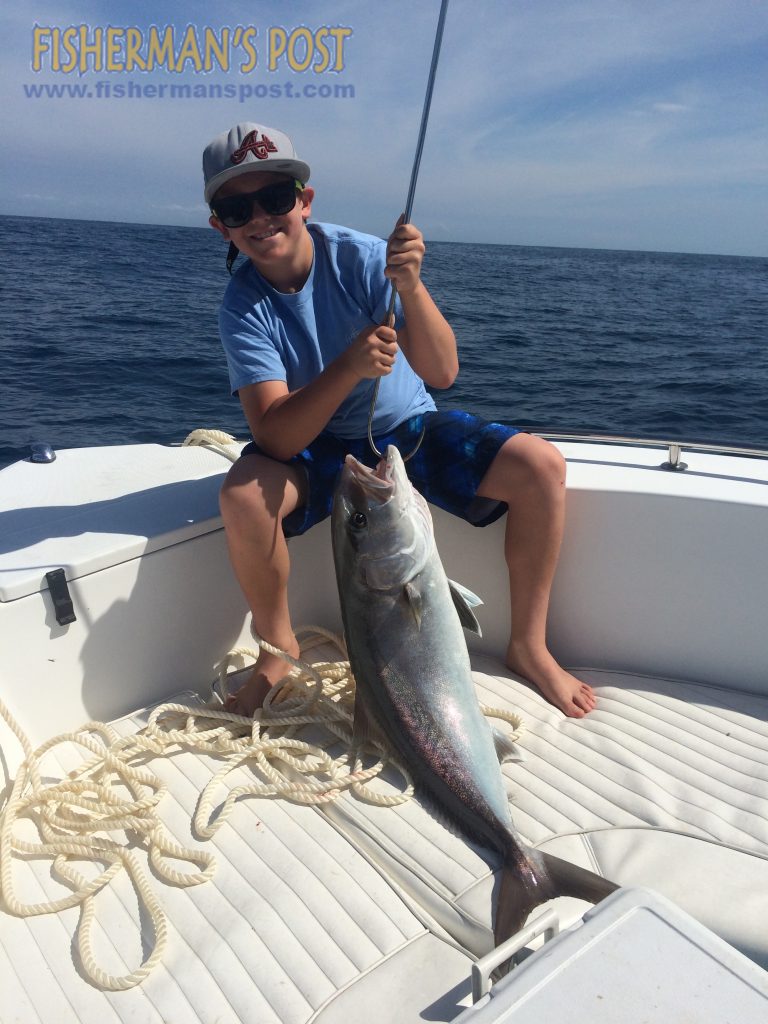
top-left (22, 79), bottom-right (356, 103)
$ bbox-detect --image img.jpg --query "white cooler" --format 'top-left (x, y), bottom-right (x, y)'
top-left (457, 887), bottom-right (768, 1023)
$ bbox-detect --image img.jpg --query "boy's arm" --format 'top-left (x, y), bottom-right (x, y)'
top-left (385, 220), bottom-right (458, 389)
top-left (237, 220), bottom-right (453, 460)
top-left (239, 323), bottom-right (398, 461)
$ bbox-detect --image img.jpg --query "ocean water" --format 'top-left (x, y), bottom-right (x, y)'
top-left (1, 214), bottom-right (767, 470)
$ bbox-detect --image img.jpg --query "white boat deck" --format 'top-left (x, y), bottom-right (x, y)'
top-left (2, 650), bottom-right (767, 1023)
top-left (1, 680), bottom-right (474, 1024)
top-left (2, 437), bottom-right (767, 1021)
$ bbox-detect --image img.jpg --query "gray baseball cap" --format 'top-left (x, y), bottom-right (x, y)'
top-left (203, 122), bottom-right (311, 204)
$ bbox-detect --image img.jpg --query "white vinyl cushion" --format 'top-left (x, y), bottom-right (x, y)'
top-left (3, 662), bottom-right (767, 1021)
top-left (320, 659), bottom-right (768, 964)
top-left (0, 694), bottom-right (473, 1024)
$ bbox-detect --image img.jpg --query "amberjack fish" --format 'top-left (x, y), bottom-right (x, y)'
top-left (331, 445), bottom-right (617, 949)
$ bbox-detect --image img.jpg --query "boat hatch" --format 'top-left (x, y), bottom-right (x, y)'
top-left (0, 443), bottom-right (241, 604)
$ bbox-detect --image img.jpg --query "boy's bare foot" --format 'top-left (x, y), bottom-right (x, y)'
top-left (506, 643), bottom-right (596, 718)
top-left (225, 639), bottom-right (301, 718)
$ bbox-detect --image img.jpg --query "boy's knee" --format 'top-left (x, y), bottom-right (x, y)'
top-left (220, 475), bottom-right (248, 523)
top-left (513, 434), bottom-right (565, 480)
top-left (506, 435), bottom-right (565, 499)
top-left (219, 459), bottom-right (267, 521)
top-left (220, 454), bottom-right (303, 526)
top-left (536, 439), bottom-right (566, 486)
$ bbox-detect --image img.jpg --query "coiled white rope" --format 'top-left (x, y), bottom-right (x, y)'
top-left (0, 628), bottom-right (524, 991)
top-left (181, 428), bottom-right (243, 463)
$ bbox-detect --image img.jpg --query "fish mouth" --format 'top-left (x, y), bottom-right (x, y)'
top-left (342, 448), bottom-right (398, 505)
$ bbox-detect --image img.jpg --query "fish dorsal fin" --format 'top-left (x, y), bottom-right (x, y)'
top-left (492, 726), bottom-right (526, 764)
top-left (404, 581), bottom-right (423, 629)
top-left (448, 579), bottom-right (483, 636)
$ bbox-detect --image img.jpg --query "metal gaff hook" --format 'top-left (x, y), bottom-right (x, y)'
top-left (367, 0), bottom-right (450, 462)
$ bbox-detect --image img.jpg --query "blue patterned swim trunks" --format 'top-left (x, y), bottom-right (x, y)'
top-left (239, 409), bottom-right (519, 537)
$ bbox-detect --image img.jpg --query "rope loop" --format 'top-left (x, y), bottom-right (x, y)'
top-left (181, 428), bottom-right (242, 463)
top-left (0, 626), bottom-right (524, 990)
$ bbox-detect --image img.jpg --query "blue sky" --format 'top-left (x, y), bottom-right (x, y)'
top-left (2, 0), bottom-right (766, 255)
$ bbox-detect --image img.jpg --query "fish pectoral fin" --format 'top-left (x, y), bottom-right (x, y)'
top-left (448, 579), bottom-right (483, 636)
top-left (448, 579), bottom-right (483, 607)
top-left (492, 727), bottom-right (526, 764)
top-left (403, 581), bottom-right (423, 629)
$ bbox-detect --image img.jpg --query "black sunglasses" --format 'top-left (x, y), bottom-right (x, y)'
top-left (211, 179), bottom-right (301, 228)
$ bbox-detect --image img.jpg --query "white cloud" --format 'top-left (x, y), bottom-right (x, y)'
top-left (1, 0), bottom-right (765, 254)
top-left (652, 103), bottom-right (689, 114)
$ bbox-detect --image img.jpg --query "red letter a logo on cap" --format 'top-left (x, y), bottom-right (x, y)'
top-left (230, 130), bottom-right (278, 165)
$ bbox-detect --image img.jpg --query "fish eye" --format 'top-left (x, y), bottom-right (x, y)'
top-left (350, 512), bottom-right (367, 529)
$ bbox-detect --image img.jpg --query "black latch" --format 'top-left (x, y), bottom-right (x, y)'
top-left (45, 568), bottom-right (77, 625)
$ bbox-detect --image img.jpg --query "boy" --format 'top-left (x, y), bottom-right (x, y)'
top-left (203, 121), bottom-right (595, 720)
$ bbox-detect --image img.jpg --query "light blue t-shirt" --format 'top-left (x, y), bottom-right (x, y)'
top-left (217, 222), bottom-right (436, 439)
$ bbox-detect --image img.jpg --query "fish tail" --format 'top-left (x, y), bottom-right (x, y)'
top-left (493, 849), bottom-right (618, 951)
top-left (540, 850), bottom-right (619, 905)
top-left (493, 861), bottom-right (545, 949)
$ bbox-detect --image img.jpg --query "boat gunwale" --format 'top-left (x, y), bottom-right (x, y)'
top-left (530, 431), bottom-right (768, 461)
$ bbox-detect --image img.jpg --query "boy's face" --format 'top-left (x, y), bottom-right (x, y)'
top-left (209, 171), bottom-right (315, 272)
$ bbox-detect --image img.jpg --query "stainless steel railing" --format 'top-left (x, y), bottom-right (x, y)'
top-left (531, 431), bottom-right (768, 471)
